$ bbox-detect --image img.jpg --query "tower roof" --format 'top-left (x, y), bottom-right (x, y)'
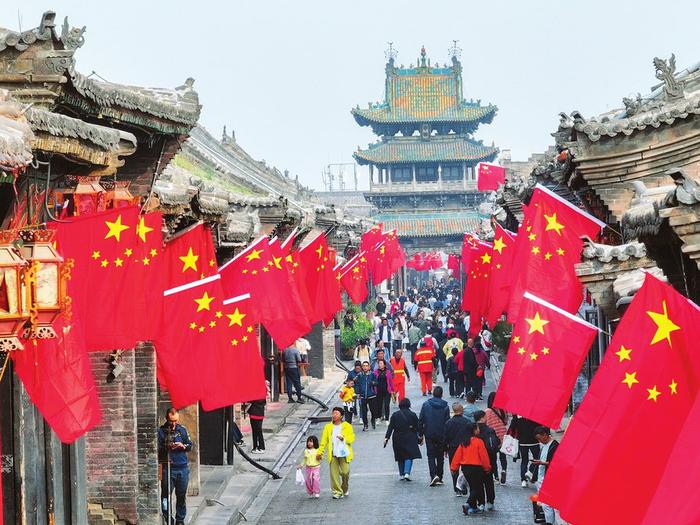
top-left (354, 135), bottom-right (498, 166)
top-left (352, 46), bottom-right (497, 134)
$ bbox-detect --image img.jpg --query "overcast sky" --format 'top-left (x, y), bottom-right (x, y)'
top-left (3, 1), bottom-right (699, 190)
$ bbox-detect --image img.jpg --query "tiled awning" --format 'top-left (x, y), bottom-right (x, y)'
top-left (373, 211), bottom-right (482, 238)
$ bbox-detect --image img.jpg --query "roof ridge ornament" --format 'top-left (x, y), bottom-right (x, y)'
top-left (449, 40), bottom-right (462, 65)
top-left (59, 16), bottom-right (86, 50)
top-left (653, 53), bottom-right (685, 100)
top-left (384, 42), bottom-right (398, 63)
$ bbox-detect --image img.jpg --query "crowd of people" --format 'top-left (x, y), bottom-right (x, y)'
top-left (323, 278), bottom-right (562, 523)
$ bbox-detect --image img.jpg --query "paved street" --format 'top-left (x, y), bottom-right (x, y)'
top-left (245, 363), bottom-right (535, 524)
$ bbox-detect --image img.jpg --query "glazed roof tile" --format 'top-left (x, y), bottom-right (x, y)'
top-left (354, 136), bottom-right (497, 165)
top-left (352, 104), bottom-right (496, 125)
top-left (373, 211), bottom-right (481, 238)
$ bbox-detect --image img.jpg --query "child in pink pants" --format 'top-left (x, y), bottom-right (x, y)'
top-left (299, 435), bottom-right (321, 497)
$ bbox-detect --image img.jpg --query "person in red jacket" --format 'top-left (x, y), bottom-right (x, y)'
top-left (415, 338), bottom-right (436, 396)
top-left (450, 423), bottom-right (491, 516)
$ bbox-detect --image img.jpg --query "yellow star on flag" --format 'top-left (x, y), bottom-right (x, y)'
top-left (231, 339), bottom-right (239, 346)
top-left (646, 300), bottom-right (680, 347)
top-left (517, 346), bottom-right (525, 355)
top-left (179, 247), bottom-right (199, 273)
top-left (480, 253), bottom-right (492, 264)
top-left (315, 244), bottom-right (323, 258)
top-left (124, 248), bottom-right (133, 257)
top-left (512, 335), bottom-right (521, 343)
top-left (622, 371), bottom-right (639, 389)
top-left (198, 326), bottom-right (205, 333)
top-left (100, 259), bottom-right (109, 268)
top-left (556, 248), bottom-right (565, 256)
top-left (615, 345), bottom-right (632, 362)
top-left (647, 385), bottom-right (661, 402)
top-left (150, 248), bottom-right (158, 257)
top-left (544, 212), bottom-right (565, 235)
top-left (529, 352), bottom-right (538, 361)
top-left (194, 291), bottom-right (215, 312)
top-left (528, 233), bottom-right (537, 241)
top-left (209, 259), bottom-right (216, 267)
top-left (246, 326), bottom-right (254, 333)
top-left (142, 257), bottom-right (150, 266)
top-left (669, 380), bottom-right (678, 395)
top-left (525, 312), bottom-right (548, 335)
top-left (242, 336), bottom-right (249, 343)
top-left (493, 237), bottom-right (506, 254)
top-left (544, 252), bottom-right (552, 260)
top-left (262, 266), bottom-right (269, 272)
top-left (114, 257), bottom-right (124, 267)
top-left (136, 216), bottom-right (154, 242)
top-left (273, 256), bottom-right (283, 269)
top-left (91, 250), bottom-right (101, 260)
top-left (189, 322), bottom-right (197, 330)
top-left (541, 347), bottom-right (550, 355)
top-left (531, 246), bottom-right (540, 255)
top-left (352, 267), bottom-right (360, 274)
top-left (215, 311), bottom-right (223, 318)
top-left (105, 214), bottom-right (130, 242)
top-left (227, 308), bottom-right (246, 327)
top-left (209, 321), bottom-right (217, 328)
top-left (246, 249), bottom-right (263, 262)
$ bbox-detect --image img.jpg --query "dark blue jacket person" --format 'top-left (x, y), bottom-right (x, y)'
top-left (158, 407), bottom-right (193, 525)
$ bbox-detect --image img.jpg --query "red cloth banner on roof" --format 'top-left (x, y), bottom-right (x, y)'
top-left (477, 163), bottom-right (506, 191)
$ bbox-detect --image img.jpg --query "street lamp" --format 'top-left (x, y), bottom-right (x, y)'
top-left (0, 231), bottom-right (29, 350)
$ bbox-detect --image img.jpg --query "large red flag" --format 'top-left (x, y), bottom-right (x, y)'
top-left (219, 237), bottom-right (310, 348)
top-left (163, 222), bottom-right (217, 287)
top-left (370, 230), bottom-right (405, 284)
top-left (52, 207), bottom-right (164, 350)
top-left (484, 225), bottom-right (516, 327)
top-left (477, 162), bottom-right (506, 191)
top-left (360, 223), bottom-right (383, 253)
top-left (461, 242), bottom-right (493, 336)
top-left (539, 274), bottom-right (700, 525)
top-left (340, 252), bottom-right (369, 304)
top-left (447, 253), bottom-right (460, 275)
top-left (508, 185), bottom-right (605, 319)
top-left (11, 314), bottom-right (102, 443)
top-left (493, 291), bottom-right (597, 428)
top-left (461, 232), bottom-right (479, 274)
top-left (297, 234), bottom-right (342, 326)
top-left (155, 274), bottom-right (266, 409)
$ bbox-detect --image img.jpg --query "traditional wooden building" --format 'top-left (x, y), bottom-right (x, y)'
top-left (352, 45), bottom-right (498, 254)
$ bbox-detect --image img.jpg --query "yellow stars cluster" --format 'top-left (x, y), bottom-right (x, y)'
top-left (525, 208), bottom-right (569, 261)
top-left (618, 300), bottom-right (682, 403)
top-left (187, 293), bottom-right (254, 350)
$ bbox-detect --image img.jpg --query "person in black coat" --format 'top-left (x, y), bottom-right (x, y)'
top-left (474, 410), bottom-right (500, 510)
top-left (418, 386), bottom-right (450, 486)
top-left (384, 397), bottom-right (422, 481)
top-left (511, 415), bottom-right (541, 486)
top-left (444, 402), bottom-right (471, 494)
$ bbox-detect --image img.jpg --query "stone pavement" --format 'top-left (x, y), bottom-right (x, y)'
top-left (243, 358), bottom-right (539, 525)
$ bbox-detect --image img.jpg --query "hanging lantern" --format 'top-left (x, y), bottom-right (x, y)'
top-left (106, 181), bottom-right (139, 209)
top-left (20, 229), bottom-right (69, 339)
top-left (0, 231), bottom-right (29, 351)
top-left (72, 176), bottom-right (106, 216)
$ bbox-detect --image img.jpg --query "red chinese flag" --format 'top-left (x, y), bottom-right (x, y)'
top-left (508, 185), bottom-right (605, 319)
top-left (219, 237), bottom-right (310, 348)
top-left (461, 242), bottom-right (493, 336)
top-left (493, 291), bottom-right (597, 428)
top-left (202, 293), bottom-right (267, 410)
top-left (366, 239), bottom-right (387, 284)
top-left (163, 222), bottom-right (218, 287)
top-left (407, 252), bottom-right (424, 271)
top-left (484, 225), bottom-right (516, 327)
top-left (341, 252), bottom-right (369, 304)
top-left (477, 163), bottom-right (506, 191)
top-left (447, 253), bottom-right (460, 275)
top-left (461, 232), bottom-right (479, 274)
top-left (52, 206), bottom-right (165, 350)
top-left (360, 223), bottom-right (383, 253)
top-left (539, 274), bottom-right (700, 525)
top-left (11, 314), bottom-right (102, 443)
top-left (371, 230), bottom-right (405, 284)
top-left (297, 234), bottom-right (341, 326)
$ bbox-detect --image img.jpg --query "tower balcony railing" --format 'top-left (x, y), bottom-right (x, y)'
top-left (368, 179), bottom-right (478, 193)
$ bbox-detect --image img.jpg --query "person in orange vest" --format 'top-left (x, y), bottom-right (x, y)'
top-left (389, 348), bottom-right (411, 402)
top-left (415, 338), bottom-right (436, 396)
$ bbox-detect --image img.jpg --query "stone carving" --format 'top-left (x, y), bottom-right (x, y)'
top-left (622, 93), bottom-right (643, 116)
top-left (59, 16), bottom-right (86, 50)
top-left (653, 54), bottom-right (684, 100)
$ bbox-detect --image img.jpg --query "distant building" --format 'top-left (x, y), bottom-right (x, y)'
top-left (315, 190), bottom-right (373, 216)
top-left (351, 45), bottom-right (498, 252)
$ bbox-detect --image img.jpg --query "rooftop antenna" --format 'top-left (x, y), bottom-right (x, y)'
top-left (385, 41), bottom-right (398, 62)
top-left (448, 40), bottom-right (462, 60)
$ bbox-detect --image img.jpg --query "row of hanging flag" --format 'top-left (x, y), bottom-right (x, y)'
top-left (9, 209), bottom-right (403, 444)
top-left (455, 183), bottom-right (700, 524)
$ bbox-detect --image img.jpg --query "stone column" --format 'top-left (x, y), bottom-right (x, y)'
top-left (412, 165), bottom-right (417, 190)
top-left (369, 165), bottom-right (374, 189)
top-left (387, 166), bottom-right (393, 188)
top-left (438, 163), bottom-right (443, 190)
top-left (462, 162), bottom-right (467, 189)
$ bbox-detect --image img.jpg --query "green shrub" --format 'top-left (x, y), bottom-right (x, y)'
top-left (340, 316), bottom-right (373, 359)
top-left (492, 320), bottom-right (513, 353)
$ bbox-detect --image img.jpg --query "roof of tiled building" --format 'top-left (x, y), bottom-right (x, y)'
top-left (352, 103), bottom-right (496, 125)
top-left (373, 211), bottom-right (481, 238)
top-left (354, 136), bottom-right (498, 165)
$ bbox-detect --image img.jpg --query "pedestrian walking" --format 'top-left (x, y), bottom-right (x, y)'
top-left (389, 348), bottom-right (411, 402)
top-left (158, 408), bottom-right (193, 525)
top-left (474, 410), bottom-right (500, 511)
top-left (282, 345), bottom-right (304, 404)
top-left (298, 435), bottom-right (322, 498)
top-left (339, 379), bottom-right (356, 424)
top-left (373, 359), bottom-right (394, 422)
top-left (462, 338), bottom-right (479, 398)
top-left (512, 415), bottom-right (540, 487)
top-left (444, 402), bottom-right (471, 495)
top-left (415, 338), bottom-right (436, 396)
top-left (485, 391), bottom-right (509, 484)
top-left (246, 399), bottom-right (266, 454)
top-left (446, 348), bottom-right (459, 397)
top-left (531, 426), bottom-right (560, 525)
top-left (317, 407), bottom-right (355, 499)
top-left (449, 423), bottom-right (491, 516)
top-left (353, 339), bottom-right (372, 364)
top-left (384, 397), bottom-right (422, 481)
top-left (418, 386), bottom-right (450, 486)
top-left (407, 321), bottom-right (423, 368)
top-left (463, 391), bottom-right (478, 422)
top-left (354, 361), bottom-right (378, 431)
top-left (472, 341), bottom-right (489, 400)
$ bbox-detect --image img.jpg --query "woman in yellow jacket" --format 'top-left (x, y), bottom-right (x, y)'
top-left (316, 406), bottom-right (356, 499)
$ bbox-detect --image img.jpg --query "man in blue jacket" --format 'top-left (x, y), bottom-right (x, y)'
top-left (158, 408), bottom-right (193, 525)
top-left (418, 386), bottom-right (450, 486)
top-left (354, 361), bottom-right (378, 431)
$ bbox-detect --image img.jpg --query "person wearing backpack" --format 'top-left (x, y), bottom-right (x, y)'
top-left (474, 410), bottom-right (500, 511)
top-left (485, 391), bottom-right (509, 484)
